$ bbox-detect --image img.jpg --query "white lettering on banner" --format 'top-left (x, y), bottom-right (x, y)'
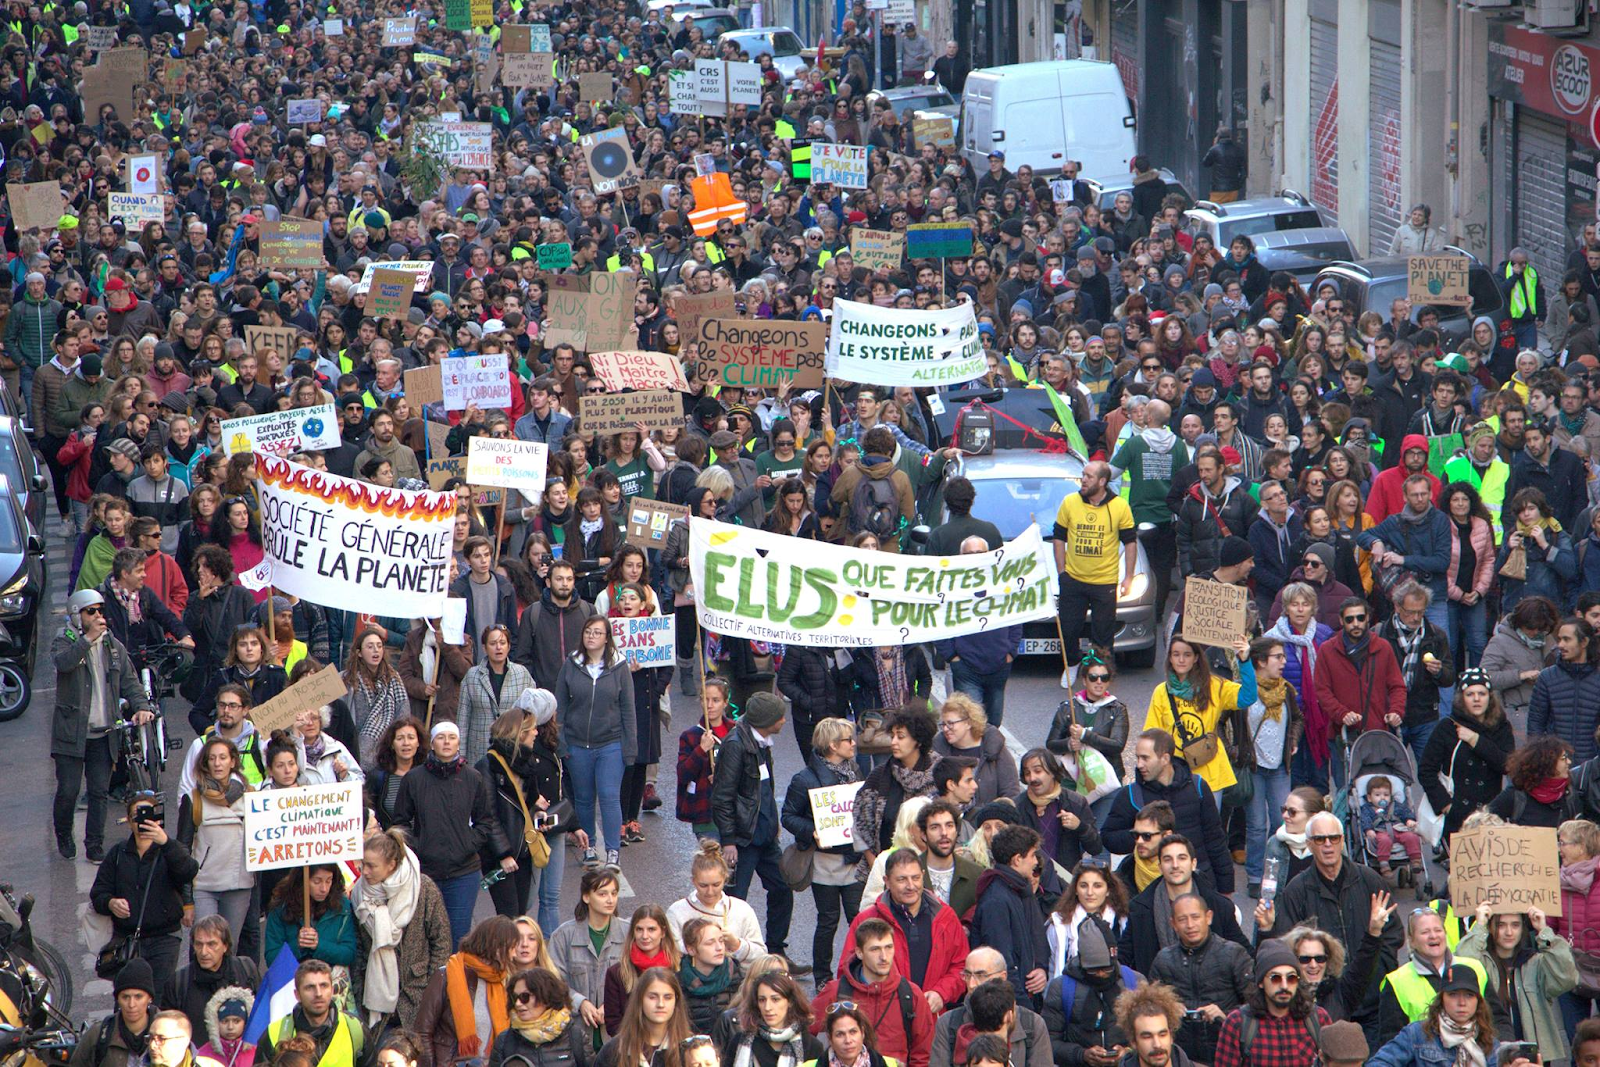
top-left (255, 454), bottom-right (456, 618)
top-left (609, 614), bottom-right (675, 668)
top-left (465, 435), bottom-right (548, 490)
top-left (688, 519), bottom-right (1057, 646)
top-left (244, 782), bottom-right (364, 871)
top-left (415, 121), bottom-right (493, 169)
top-left (810, 782), bottom-right (863, 847)
top-left (220, 403), bottom-right (341, 456)
top-left (824, 298), bottom-right (986, 386)
top-left (811, 143), bottom-right (869, 188)
top-left (441, 354), bottom-right (513, 411)
top-left (106, 191), bottom-right (164, 229)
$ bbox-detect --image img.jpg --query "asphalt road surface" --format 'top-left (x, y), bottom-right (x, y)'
top-left (8, 510), bottom-right (1433, 1017)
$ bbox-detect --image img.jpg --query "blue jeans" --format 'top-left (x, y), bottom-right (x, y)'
top-left (530, 833), bottom-right (567, 936)
top-left (1513, 321), bottom-right (1539, 352)
top-left (1424, 600), bottom-right (1450, 649)
top-left (950, 659), bottom-right (1012, 727)
top-left (731, 837), bottom-right (793, 958)
top-left (1291, 745), bottom-right (1328, 793)
top-left (436, 870), bottom-right (480, 949)
top-left (1245, 765), bottom-right (1291, 885)
top-left (568, 742), bottom-right (625, 852)
top-left (1402, 719), bottom-right (1439, 770)
top-left (1447, 598), bottom-right (1488, 667)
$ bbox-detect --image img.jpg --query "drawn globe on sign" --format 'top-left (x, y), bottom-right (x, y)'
top-left (302, 416), bottom-right (325, 438)
top-left (1427, 277), bottom-right (1444, 297)
top-left (589, 141), bottom-right (631, 179)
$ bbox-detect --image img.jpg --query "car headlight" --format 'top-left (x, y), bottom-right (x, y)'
top-left (1118, 571), bottom-right (1149, 603)
top-left (0, 575), bottom-right (24, 596)
top-left (0, 594), bottom-right (28, 616)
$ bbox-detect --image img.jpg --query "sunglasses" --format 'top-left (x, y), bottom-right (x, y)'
top-left (79, 605), bottom-right (103, 615)
top-left (1297, 954), bottom-right (1328, 965)
top-left (1309, 833), bottom-right (1343, 844)
top-left (1342, 613), bottom-right (1366, 623)
top-left (1085, 672), bottom-right (1110, 682)
top-left (1303, 558), bottom-right (1324, 569)
top-left (1133, 830), bottom-right (1159, 841)
top-left (512, 991), bottom-right (535, 1006)
top-left (1264, 971), bottom-right (1300, 987)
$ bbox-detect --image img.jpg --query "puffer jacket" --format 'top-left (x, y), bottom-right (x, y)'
top-left (1147, 934), bottom-right (1253, 1066)
top-left (1497, 525), bottom-right (1578, 613)
top-left (6, 292), bottom-right (61, 370)
top-left (781, 756), bottom-right (861, 862)
top-left (1173, 476), bottom-right (1259, 576)
top-left (932, 725), bottom-right (1019, 806)
top-left (1457, 905), bottom-right (1579, 1062)
top-left (1554, 855), bottom-right (1600, 957)
top-left (1043, 965), bottom-right (1137, 1066)
top-left (1447, 515), bottom-right (1495, 603)
top-left (1529, 659), bottom-right (1600, 763)
top-left (486, 1017), bottom-right (590, 1067)
top-left (1480, 621), bottom-right (1548, 726)
top-left (553, 650), bottom-right (636, 762)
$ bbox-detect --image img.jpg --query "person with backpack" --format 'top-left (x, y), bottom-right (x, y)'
top-left (829, 426), bottom-right (916, 552)
top-left (1211, 940), bottom-right (1333, 1067)
top-left (810, 918), bottom-right (937, 1067)
top-left (1042, 917), bottom-right (1140, 1067)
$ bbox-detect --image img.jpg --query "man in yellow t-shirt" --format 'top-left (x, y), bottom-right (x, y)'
top-left (1052, 460), bottom-right (1136, 685)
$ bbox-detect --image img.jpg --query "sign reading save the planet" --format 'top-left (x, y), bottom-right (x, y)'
top-left (1407, 254), bottom-right (1471, 306)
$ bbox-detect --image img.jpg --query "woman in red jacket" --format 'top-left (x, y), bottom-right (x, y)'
top-left (1554, 818), bottom-right (1600, 1033)
top-left (56, 399), bottom-right (105, 533)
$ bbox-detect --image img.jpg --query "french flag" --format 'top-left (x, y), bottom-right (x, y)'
top-left (243, 946), bottom-right (301, 1045)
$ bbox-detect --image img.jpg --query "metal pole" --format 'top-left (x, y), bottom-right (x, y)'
top-left (873, 10), bottom-right (881, 90)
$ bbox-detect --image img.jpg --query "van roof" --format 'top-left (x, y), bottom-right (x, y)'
top-left (965, 59), bottom-right (1120, 78)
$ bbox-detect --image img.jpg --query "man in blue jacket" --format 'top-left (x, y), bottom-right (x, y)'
top-left (1505, 417), bottom-right (1586, 536)
top-left (969, 826), bottom-right (1052, 1011)
top-left (1357, 474), bottom-right (1453, 635)
top-left (935, 535), bottom-right (1022, 726)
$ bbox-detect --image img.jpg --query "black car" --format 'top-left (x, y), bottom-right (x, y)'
top-left (0, 482), bottom-right (44, 720)
top-left (0, 416), bottom-right (47, 533)
top-left (1312, 248), bottom-right (1507, 350)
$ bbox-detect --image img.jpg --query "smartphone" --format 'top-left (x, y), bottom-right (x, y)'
top-left (1498, 1043), bottom-right (1540, 1065)
top-left (534, 812), bottom-right (559, 830)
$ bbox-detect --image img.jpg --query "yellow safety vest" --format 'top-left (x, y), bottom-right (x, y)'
top-left (271, 1014), bottom-right (361, 1067)
top-left (606, 250), bottom-right (655, 274)
top-left (204, 726), bottom-right (265, 787)
top-left (1506, 263), bottom-right (1539, 321)
top-left (1441, 455), bottom-right (1509, 544)
top-left (1380, 956), bottom-right (1488, 1023)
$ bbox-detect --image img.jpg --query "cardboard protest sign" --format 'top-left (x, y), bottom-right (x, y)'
top-left (7, 181), bottom-right (60, 232)
top-left (100, 46), bottom-right (145, 77)
top-left (609, 614), bottom-right (675, 668)
top-left (106, 192), bottom-right (163, 230)
top-left (162, 59), bottom-right (188, 93)
top-left (382, 17), bottom-right (416, 45)
top-left (259, 219), bottom-right (324, 269)
top-left (256, 454), bottom-right (456, 617)
top-left (810, 782), bottom-right (864, 847)
top-left (674, 292), bottom-right (736, 348)
top-left (466, 436), bottom-right (549, 490)
top-left (503, 24), bottom-right (532, 51)
top-left (441, 354), bottom-right (513, 411)
top-left (850, 229), bottom-right (905, 273)
top-left (426, 457), bottom-right (504, 504)
top-left (727, 61), bottom-right (762, 105)
top-left (470, 0), bottom-right (492, 25)
top-left (690, 520), bottom-right (1058, 646)
top-left (503, 51), bottom-right (554, 88)
top-left (580, 388), bottom-right (683, 435)
top-left (905, 222), bottom-right (975, 258)
top-left (413, 51), bottom-right (453, 68)
top-left (545, 273), bottom-right (637, 351)
top-left (405, 365), bottom-right (444, 407)
top-left (536, 242), bottom-right (572, 270)
top-left (1407, 254), bottom-right (1472, 306)
top-left (220, 404), bottom-right (341, 457)
top-left (1181, 577), bottom-right (1250, 648)
top-left (581, 127), bottom-right (640, 195)
top-left (444, 0), bottom-right (473, 30)
top-left (590, 350), bottom-right (689, 393)
top-left (247, 664), bottom-right (349, 735)
top-left (245, 325), bottom-right (302, 363)
top-left (579, 73), bottom-right (612, 102)
top-left (245, 781), bottom-right (363, 870)
top-left (625, 499), bottom-right (689, 549)
top-left (473, 33), bottom-right (498, 94)
top-left (368, 267), bottom-right (414, 321)
top-left (182, 28), bottom-right (206, 54)
top-left (356, 261), bottom-right (433, 295)
top-left (696, 319), bottom-right (827, 389)
top-left (287, 98), bottom-right (325, 124)
top-left (825, 299), bottom-right (984, 387)
top-left (1448, 824), bottom-right (1562, 915)
top-left (811, 143), bottom-right (869, 188)
top-left (912, 113), bottom-right (955, 147)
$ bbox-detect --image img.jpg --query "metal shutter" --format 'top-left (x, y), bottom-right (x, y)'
top-left (1514, 108), bottom-right (1570, 298)
top-left (1368, 38), bottom-right (1404, 256)
top-left (1309, 13), bottom-right (1339, 219)
top-left (1111, 0), bottom-right (1140, 103)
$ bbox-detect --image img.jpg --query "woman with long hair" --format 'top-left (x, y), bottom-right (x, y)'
top-left (187, 624), bottom-right (287, 736)
top-left (550, 868), bottom-right (627, 1049)
top-left (345, 626), bottom-right (409, 760)
top-left (1048, 859), bottom-right (1129, 975)
top-left (761, 477), bottom-right (820, 539)
top-left (1046, 650), bottom-right (1130, 807)
top-left (852, 709), bottom-right (938, 875)
top-left (1283, 906), bottom-right (1391, 1023)
top-left (415, 915), bottom-right (523, 1067)
top-left (1498, 487), bottom-right (1579, 613)
top-left (477, 702), bottom-right (560, 921)
top-left (603, 905), bottom-right (681, 1036)
top-left (367, 717), bottom-right (426, 829)
top-left (1419, 668), bottom-right (1517, 842)
top-left (265, 863), bottom-right (360, 1006)
top-left (523, 692), bottom-right (581, 937)
top-left (1457, 899), bottom-right (1579, 1059)
top-left (723, 971), bottom-right (820, 1067)
top-left (1144, 635), bottom-right (1257, 804)
top-left (815, 1004), bottom-right (896, 1067)
top-left (350, 828), bottom-right (453, 1030)
top-left (594, 968), bottom-right (691, 1067)
top-left (779, 718), bottom-right (863, 980)
top-left (509, 916), bottom-right (556, 972)
top-left (1443, 481), bottom-right (1495, 667)
top-left (1368, 971), bottom-right (1533, 1067)
top-left (555, 615), bottom-right (635, 872)
top-left (175, 737), bottom-right (253, 942)
top-left (608, 583), bottom-right (671, 846)
top-left (488, 968), bottom-right (591, 1067)
top-left (1327, 476), bottom-right (1377, 592)
top-left (592, 546), bottom-right (659, 616)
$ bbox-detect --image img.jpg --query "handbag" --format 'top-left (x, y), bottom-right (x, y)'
top-left (779, 842), bottom-right (814, 892)
top-left (96, 855), bottom-right (158, 979)
top-left (1168, 688), bottom-right (1219, 771)
top-left (1500, 544), bottom-right (1527, 581)
top-left (1223, 711), bottom-right (1270, 810)
top-left (1574, 946), bottom-right (1600, 999)
top-left (856, 709), bottom-right (894, 755)
top-left (490, 750), bottom-right (552, 869)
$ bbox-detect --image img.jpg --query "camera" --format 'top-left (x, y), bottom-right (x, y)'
top-left (533, 812), bottom-right (559, 831)
top-left (131, 803), bottom-right (164, 826)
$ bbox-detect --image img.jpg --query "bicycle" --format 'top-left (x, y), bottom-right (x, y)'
top-left (131, 641), bottom-right (194, 709)
top-left (0, 882), bottom-right (75, 1024)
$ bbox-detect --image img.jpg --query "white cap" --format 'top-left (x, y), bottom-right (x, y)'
top-left (430, 720), bottom-right (459, 740)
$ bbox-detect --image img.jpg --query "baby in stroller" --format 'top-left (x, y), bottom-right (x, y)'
top-left (1358, 774), bottom-right (1424, 878)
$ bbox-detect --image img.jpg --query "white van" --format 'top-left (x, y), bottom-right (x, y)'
top-left (959, 60), bottom-right (1136, 178)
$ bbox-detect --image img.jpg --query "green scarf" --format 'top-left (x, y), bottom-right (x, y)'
top-left (1166, 673), bottom-right (1196, 702)
top-left (679, 957), bottom-right (735, 999)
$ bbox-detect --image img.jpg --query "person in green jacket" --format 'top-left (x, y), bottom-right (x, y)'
top-left (76, 496), bottom-right (132, 592)
top-left (1456, 900), bottom-right (1579, 1063)
top-left (5, 272), bottom-right (62, 416)
top-left (263, 863), bottom-right (361, 993)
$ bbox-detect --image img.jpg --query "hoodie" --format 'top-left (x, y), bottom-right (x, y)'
top-left (1110, 427), bottom-right (1188, 526)
top-left (829, 454), bottom-right (916, 551)
top-left (811, 962), bottom-right (936, 1067)
top-left (1364, 434), bottom-right (1442, 524)
top-left (106, 287), bottom-right (163, 340)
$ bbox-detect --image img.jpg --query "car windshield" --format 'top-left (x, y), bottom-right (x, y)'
top-left (1217, 209), bottom-right (1323, 245)
top-left (892, 91), bottom-right (955, 116)
top-left (1259, 240), bottom-right (1354, 265)
top-left (0, 434), bottom-right (28, 495)
top-left (966, 473), bottom-right (1081, 539)
top-left (770, 31), bottom-right (802, 55)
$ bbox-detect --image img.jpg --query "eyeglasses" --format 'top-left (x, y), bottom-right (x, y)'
top-left (148, 1034), bottom-right (188, 1045)
top-left (1309, 833), bottom-right (1343, 844)
top-left (1297, 954), bottom-right (1328, 965)
top-left (1133, 830), bottom-right (1159, 841)
top-left (959, 970), bottom-right (1003, 982)
top-left (1281, 806), bottom-right (1303, 816)
top-left (1264, 971), bottom-right (1300, 987)
top-left (217, 700), bottom-right (245, 710)
top-left (1342, 613), bottom-right (1366, 623)
top-left (940, 718), bottom-right (968, 730)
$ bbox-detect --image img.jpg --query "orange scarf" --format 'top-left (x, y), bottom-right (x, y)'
top-left (446, 952), bottom-right (508, 1058)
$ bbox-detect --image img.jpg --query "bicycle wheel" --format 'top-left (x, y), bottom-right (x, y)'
top-left (144, 719), bottom-right (167, 782)
top-left (26, 937), bottom-right (72, 1018)
top-left (0, 662), bottom-right (30, 722)
top-left (124, 753), bottom-right (152, 794)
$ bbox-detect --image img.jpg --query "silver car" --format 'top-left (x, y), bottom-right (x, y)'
top-left (941, 451), bottom-right (1158, 667)
top-left (717, 28), bottom-right (808, 81)
top-left (1182, 191), bottom-right (1356, 280)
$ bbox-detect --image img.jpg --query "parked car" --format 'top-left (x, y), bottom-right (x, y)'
top-left (1312, 248), bottom-right (1505, 349)
top-left (0, 417), bottom-right (46, 532)
top-left (959, 60), bottom-right (1135, 177)
top-left (1179, 192), bottom-right (1356, 281)
top-left (1083, 168), bottom-right (1191, 212)
top-left (717, 27), bottom-right (807, 80)
top-left (0, 479), bottom-right (43, 720)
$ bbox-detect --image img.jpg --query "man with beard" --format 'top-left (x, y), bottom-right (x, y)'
top-left (916, 799), bottom-right (984, 918)
top-left (512, 560), bottom-right (594, 690)
top-left (1496, 401), bottom-right (1528, 463)
top-left (351, 409), bottom-right (421, 481)
top-left (1211, 941), bottom-right (1331, 1067)
top-left (1173, 447), bottom-right (1260, 578)
top-left (1360, 475), bottom-right (1454, 632)
top-left (1505, 416), bottom-right (1587, 535)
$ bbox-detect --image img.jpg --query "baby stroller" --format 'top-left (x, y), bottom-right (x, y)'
top-left (1338, 729), bottom-right (1436, 900)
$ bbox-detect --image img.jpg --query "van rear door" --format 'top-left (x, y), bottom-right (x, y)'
top-left (960, 78), bottom-right (993, 167)
top-left (998, 78), bottom-right (1067, 172)
top-left (1058, 67), bottom-right (1135, 177)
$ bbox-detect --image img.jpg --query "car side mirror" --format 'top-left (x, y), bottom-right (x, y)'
top-left (26, 534), bottom-right (41, 555)
top-left (909, 525), bottom-right (931, 545)
top-left (28, 475), bottom-right (45, 493)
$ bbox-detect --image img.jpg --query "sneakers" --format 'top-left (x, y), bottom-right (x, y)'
top-left (582, 848), bottom-right (600, 869)
top-left (55, 834), bottom-right (74, 860)
top-left (605, 849), bottom-right (621, 871)
top-left (623, 821), bottom-right (645, 844)
top-left (86, 843), bottom-right (104, 864)
top-left (642, 784), bottom-right (662, 812)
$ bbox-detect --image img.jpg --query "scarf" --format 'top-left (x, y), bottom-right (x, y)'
top-left (1528, 776), bottom-right (1570, 805)
top-left (351, 845), bottom-right (422, 1020)
top-left (1152, 881), bottom-right (1179, 949)
top-left (445, 951), bottom-right (508, 1058)
top-left (829, 1049), bottom-right (873, 1067)
top-left (112, 578), bottom-right (143, 624)
top-left (1255, 676), bottom-right (1289, 722)
top-left (679, 957), bottom-right (735, 998)
top-left (734, 1024), bottom-right (805, 1067)
top-left (1562, 409), bottom-right (1589, 437)
top-left (1275, 824), bottom-right (1311, 859)
top-left (1165, 673), bottom-right (1195, 702)
top-left (510, 1007), bottom-right (572, 1045)
top-left (1133, 851), bottom-right (1162, 891)
top-left (1437, 1015), bottom-right (1486, 1067)
top-left (875, 647), bottom-right (910, 708)
top-left (1267, 616), bottom-right (1326, 763)
top-left (117, 1016), bottom-right (151, 1057)
top-left (580, 516), bottom-right (604, 538)
top-left (194, 774), bottom-right (244, 825)
top-left (302, 732), bottom-right (328, 766)
top-left (1250, 675), bottom-right (1291, 771)
top-left (630, 944), bottom-right (672, 972)
top-left (1513, 627), bottom-right (1545, 652)
top-left (1392, 616), bottom-right (1424, 688)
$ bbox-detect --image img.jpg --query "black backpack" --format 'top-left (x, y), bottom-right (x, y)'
top-left (849, 473), bottom-right (900, 540)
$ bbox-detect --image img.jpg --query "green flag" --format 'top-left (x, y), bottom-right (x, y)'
top-left (1042, 381), bottom-right (1091, 459)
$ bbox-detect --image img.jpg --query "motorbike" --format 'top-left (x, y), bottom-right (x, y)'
top-left (0, 884), bottom-right (76, 1067)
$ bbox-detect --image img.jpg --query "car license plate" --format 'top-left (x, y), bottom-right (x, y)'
top-left (1019, 639), bottom-right (1060, 654)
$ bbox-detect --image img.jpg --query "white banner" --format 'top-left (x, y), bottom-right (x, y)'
top-left (107, 191), bottom-right (163, 229)
top-left (220, 403), bottom-right (340, 456)
top-left (688, 519), bottom-right (1056, 646)
top-left (256, 454), bottom-right (456, 617)
top-left (811, 143), bottom-right (869, 188)
top-left (245, 782), bottom-right (364, 871)
top-left (441, 353), bottom-right (512, 411)
top-left (415, 121), bottom-right (493, 169)
top-left (824, 298), bottom-right (986, 386)
top-left (810, 782), bottom-right (863, 847)
top-left (466, 435), bottom-right (548, 489)
top-left (610, 613), bottom-right (675, 668)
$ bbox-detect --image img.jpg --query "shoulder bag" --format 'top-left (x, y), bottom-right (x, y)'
top-left (96, 854), bottom-right (159, 979)
top-left (490, 750), bottom-right (551, 869)
top-left (1168, 687), bottom-right (1219, 770)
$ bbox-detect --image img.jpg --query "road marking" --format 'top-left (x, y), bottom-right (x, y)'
top-left (999, 726), bottom-right (1026, 762)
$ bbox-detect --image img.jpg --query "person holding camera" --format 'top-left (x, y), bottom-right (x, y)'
top-left (89, 790), bottom-right (201, 977)
top-left (52, 587), bottom-right (159, 862)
